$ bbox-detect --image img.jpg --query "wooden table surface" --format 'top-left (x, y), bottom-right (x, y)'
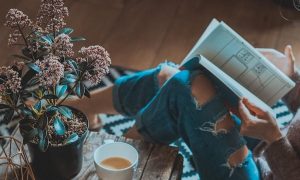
top-left (73, 132), bottom-right (183, 180)
top-left (0, 130), bottom-right (183, 180)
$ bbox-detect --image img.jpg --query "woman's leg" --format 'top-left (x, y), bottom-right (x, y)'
top-left (64, 85), bottom-right (117, 128)
top-left (65, 63), bottom-right (179, 129)
top-left (124, 70), bottom-right (259, 179)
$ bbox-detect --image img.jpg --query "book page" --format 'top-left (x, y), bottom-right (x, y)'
top-left (188, 21), bottom-right (295, 106)
top-left (197, 55), bottom-right (275, 115)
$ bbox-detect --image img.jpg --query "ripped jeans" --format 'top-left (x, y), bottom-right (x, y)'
top-left (113, 63), bottom-right (260, 180)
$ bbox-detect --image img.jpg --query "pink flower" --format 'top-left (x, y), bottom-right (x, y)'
top-left (4, 9), bottom-right (32, 46)
top-left (52, 34), bottom-right (74, 57)
top-left (8, 30), bottom-right (22, 46)
top-left (4, 9), bottom-right (32, 28)
top-left (77, 45), bottom-right (111, 85)
top-left (0, 66), bottom-right (22, 93)
top-left (35, 54), bottom-right (64, 87)
top-left (36, 0), bottom-right (69, 33)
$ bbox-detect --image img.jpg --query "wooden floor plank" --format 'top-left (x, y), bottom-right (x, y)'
top-left (152, 0), bottom-right (247, 67)
top-left (66, 0), bottom-right (125, 51)
top-left (152, 0), bottom-right (292, 67)
top-left (224, 0), bottom-right (282, 48)
top-left (1, 0), bottom-right (300, 69)
top-left (101, 0), bottom-right (181, 70)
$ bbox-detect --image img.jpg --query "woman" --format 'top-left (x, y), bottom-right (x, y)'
top-left (237, 46), bottom-right (300, 180)
top-left (66, 45), bottom-right (300, 179)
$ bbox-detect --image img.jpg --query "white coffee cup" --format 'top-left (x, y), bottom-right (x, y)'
top-left (94, 141), bottom-right (139, 180)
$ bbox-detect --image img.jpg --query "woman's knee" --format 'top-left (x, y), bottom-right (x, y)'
top-left (157, 64), bottom-right (180, 87)
top-left (191, 74), bottom-right (217, 106)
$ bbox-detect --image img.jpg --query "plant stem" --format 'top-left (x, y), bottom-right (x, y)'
top-left (17, 24), bottom-right (29, 48)
top-left (11, 43), bottom-right (26, 46)
top-left (14, 107), bottom-right (24, 119)
top-left (51, 0), bottom-right (56, 39)
top-left (56, 77), bottom-right (81, 106)
top-left (25, 29), bottom-right (38, 40)
top-left (17, 24), bottom-right (37, 62)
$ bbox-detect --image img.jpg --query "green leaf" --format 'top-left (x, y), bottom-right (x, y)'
top-left (83, 84), bottom-right (91, 98)
top-left (21, 69), bottom-right (37, 86)
top-left (27, 63), bottom-right (41, 73)
top-left (67, 59), bottom-right (78, 70)
top-left (61, 74), bottom-right (77, 84)
top-left (64, 133), bottom-right (79, 145)
top-left (22, 48), bottom-right (32, 58)
top-left (43, 94), bottom-right (58, 99)
top-left (61, 79), bottom-right (76, 85)
top-left (79, 61), bottom-right (88, 69)
top-left (2, 109), bottom-right (14, 124)
top-left (0, 104), bottom-right (11, 110)
top-left (20, 107), bottom-right (33, 116)
top-left (38, 114), bottom-right (48, 130)
top-left (53, 117), bottom-right (66, 136)
top-left (70, 37), bottom-right (86, 42)
top-left (58, 106), bottom-right (73, 119)
top-left (27, 77), bottom-right (39, 86)
top-left (65, 73), bottom-right (77, 79)
top-left (19, 118), bottom-right (35, 130)
top-left (55, 85), bottom-right (67, 98)
top-left (21, 128), bottom-right (38, 144)
top-left (34, 101), bottom-right (42, 111)
top-left (0, 78), bottom-right (5, 84)
top-left (46, 106), bottom-right (58, 115)
top-left (38, 129), bottom-right (48, 152)
top-left (11, 93), bottom-right (19, 104)
top-left (59, 27), bottom-right (74, 35)
top-left (75, 82), bottom-right (85, 98)
top-left (12, 54), bottom-right (31, 61)
top-left (41, 35), bottom-right (53, 45)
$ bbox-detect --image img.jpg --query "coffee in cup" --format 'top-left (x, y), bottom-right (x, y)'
top-left (94, 141), bottom-right (139, 180)
top-left (100, 156), bottom-right (132, 170)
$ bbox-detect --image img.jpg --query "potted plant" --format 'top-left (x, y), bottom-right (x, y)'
top-left (1, 0), bottom-right (111, 179)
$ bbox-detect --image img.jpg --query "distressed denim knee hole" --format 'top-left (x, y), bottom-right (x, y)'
top-left (223, 146), bottom-right (250, 177)
top-left (190, 73), bottom-right (217, 107)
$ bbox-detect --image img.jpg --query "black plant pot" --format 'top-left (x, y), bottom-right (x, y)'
top-left (27, 109), bottom-right (89, 180)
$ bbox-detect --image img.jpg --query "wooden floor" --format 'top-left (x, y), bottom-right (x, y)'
top-left (1, 0), bottom-right (300, 70)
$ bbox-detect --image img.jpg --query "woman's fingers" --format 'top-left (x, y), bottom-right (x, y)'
top-left (242, 98), bottom-right (265, 116)
top-left (284, 45), bottom-right (295, 75)
top-left (238, 99), bottom-right (253, 123)
top-left (284, 45), bottom-right (295, 62)
top-left (241, 98), bottom-right (275, 122)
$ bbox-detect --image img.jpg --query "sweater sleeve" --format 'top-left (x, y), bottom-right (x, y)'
top-left (264, 137), bottom-right (300, 180)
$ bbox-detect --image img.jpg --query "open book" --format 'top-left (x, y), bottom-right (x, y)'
top-left (181, 19), bottom-right (295, 114)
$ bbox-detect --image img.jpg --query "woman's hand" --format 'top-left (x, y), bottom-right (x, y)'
top-left (257, 45), bottom-right (296, 77)
top-left (238, 98), bottom-right (283, 144)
